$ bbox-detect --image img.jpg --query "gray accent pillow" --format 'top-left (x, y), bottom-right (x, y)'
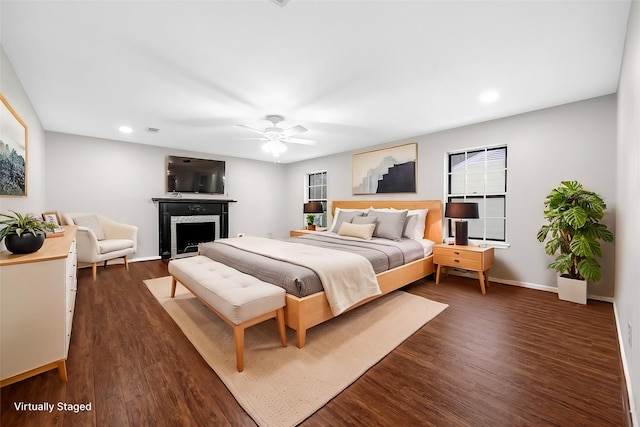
top-left (402, 214), bottom-right (419, 239)
top-left (352, 215), bottom-right (378, 225)
top-left (369, 209), bottom-right (408, 241)
top-left (330, 210), bottom-right (363, 233)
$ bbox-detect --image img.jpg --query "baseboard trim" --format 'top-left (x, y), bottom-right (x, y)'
top-left (613, 302), bottom-right (638, 427)
top-left (446, 270), bottom-right (614, 303)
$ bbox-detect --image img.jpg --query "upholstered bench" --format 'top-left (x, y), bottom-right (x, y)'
top-left (168, 255), bottom-right (287, 372)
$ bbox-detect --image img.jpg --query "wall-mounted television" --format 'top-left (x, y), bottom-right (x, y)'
top-left (166, 155), bottom-right (225, 195)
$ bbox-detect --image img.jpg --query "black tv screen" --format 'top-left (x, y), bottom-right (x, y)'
top-left (166, 156), bottom-right (225, 195)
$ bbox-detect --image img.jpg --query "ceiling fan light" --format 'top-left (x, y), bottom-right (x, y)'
top-left (262, 139), bottom-right (287, 156)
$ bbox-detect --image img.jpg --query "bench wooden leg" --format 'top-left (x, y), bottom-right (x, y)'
top-left (170, 276), bottom-right (177, 298)
top-left (276, 308), bottom-right (287, 347)
top-left (233, 325), bottom-right (245, 372)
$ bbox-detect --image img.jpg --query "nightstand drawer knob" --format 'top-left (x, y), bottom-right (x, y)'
top-left (454, 259), bottom-right (460, 263)
top-left (454, 251), bottom-right (460, 255)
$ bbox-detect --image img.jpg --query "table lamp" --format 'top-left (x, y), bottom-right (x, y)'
top-left (445, 202), bottom-right (479, 246)
top-left (303, 202), bottom-right (324, 229)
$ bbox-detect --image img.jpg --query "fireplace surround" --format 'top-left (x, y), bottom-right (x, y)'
top-left (152, 198), bottom-right (235, 259)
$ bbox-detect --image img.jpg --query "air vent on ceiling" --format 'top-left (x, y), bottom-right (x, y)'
top-left (145, 127), bottom-right (160, 133)
top-left (271, 0), bottom-right (290, 7)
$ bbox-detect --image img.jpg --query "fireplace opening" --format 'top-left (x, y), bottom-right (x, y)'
top-left (170, 214), bottom-right (221, 259)
top-left (175, 222), bottom-right (215, 256)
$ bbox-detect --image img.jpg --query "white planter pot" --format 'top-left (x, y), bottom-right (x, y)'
top-left (557, 275), bottom-right (587, 305)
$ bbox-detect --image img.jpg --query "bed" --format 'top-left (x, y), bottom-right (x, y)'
top-left (199, 200), bottom-right (442, 348)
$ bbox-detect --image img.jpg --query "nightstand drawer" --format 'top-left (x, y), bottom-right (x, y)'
top-left (434, 247), bottom-right (482, 261)
top-left (434, 254), bottom-right (483, 270)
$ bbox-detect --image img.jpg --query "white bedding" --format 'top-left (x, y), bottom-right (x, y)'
top-left (217, 236), bottom-right (382, 316)
top-left (418, 239), bottom-right (435, 257)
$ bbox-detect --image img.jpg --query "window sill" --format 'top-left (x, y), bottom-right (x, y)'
top-left (443, 238), bottom-right (510, 249)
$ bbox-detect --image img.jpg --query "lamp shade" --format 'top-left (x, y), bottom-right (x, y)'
top-left (445, 202), bottom-right (479, 219)
top-left (303, 202), bottom-right (324, 214)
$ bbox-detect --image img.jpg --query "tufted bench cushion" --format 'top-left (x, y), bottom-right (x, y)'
top-left (168, 255), bottom-right (287, 371)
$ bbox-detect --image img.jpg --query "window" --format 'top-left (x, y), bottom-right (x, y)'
top-left (306, 171), bottom-right (327, 227)
top-left (447, 146), bottom-right (507, 242)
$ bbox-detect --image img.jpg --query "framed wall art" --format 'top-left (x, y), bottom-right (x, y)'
top-left (0, 94), bottom-right (28, 197)
top-left (352, 142), bottom-right (417, 195)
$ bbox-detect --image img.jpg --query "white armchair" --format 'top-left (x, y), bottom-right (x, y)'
top-left (62, 213), bottom-right (138, 281)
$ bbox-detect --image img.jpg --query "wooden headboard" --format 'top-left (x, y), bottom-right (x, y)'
top-left (331, 200), bottom-right (442, 244)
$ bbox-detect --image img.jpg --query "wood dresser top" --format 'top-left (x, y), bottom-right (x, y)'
top-left (0, 226), bottom-right (77, 267)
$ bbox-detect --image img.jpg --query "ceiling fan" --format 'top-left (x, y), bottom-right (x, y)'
top-left (237, 115), bottom-right (317, 156)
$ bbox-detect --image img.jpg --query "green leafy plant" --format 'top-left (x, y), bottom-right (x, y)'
top-left (0, 211), bottom-right (50, 241)
top-left (306, 214), bottom-right (315, 226)
top-left (536, 180), bottom-right (614, 282)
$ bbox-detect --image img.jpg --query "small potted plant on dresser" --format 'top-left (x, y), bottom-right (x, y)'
top-left (0, 211), bottom-right (54, 254)
top-left (536, 181), bottom-right (614, 304)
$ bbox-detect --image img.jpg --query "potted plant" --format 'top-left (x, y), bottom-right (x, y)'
top-left (306, 214), bottom-right (316, 230)
top-left (0, 211), bottom-right (54, 254)
top-left (536, 180), bottom-right (614, 304)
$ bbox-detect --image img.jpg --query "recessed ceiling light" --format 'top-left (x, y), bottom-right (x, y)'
top-left (479, 90), bottom-right (500, 104)
top-left (119, 126), bottom-right (133, 134)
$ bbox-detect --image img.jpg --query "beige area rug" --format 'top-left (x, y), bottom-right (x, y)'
top-left (144, 277), bottom-right (448, 427)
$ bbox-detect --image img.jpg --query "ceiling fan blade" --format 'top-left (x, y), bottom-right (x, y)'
top-left (281, 125), bottom-right (307, 137)
top-left (240, 137), bottom-right (269, 141)
top-left (286, 137), bottom-right (317, 146)
top-left (237, 124), bottom-right (266, 135)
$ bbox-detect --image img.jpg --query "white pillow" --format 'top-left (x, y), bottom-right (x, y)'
top-left (337, 222), bottom-right (376, 240)
top-left (74, 215), bottom-right (106, 240)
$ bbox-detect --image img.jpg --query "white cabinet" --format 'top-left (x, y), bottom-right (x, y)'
top-left (0, 227), bottom-right (78, 387)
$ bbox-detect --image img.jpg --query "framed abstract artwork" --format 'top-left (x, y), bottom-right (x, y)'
top-left (0, 94), bottom-right (28, 197)
top-left (352, 142), bottom-right (417, 195)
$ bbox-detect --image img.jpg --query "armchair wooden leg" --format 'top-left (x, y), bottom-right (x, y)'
top-left (170, 276), bottom-right (177, 298)
top-left (123, 255), bottom-right (129, 271)
top-left (92, 263), bottom-right (97, 281)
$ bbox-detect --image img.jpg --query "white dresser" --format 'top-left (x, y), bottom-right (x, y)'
top-left (0, 226), bottom-right (78, 387)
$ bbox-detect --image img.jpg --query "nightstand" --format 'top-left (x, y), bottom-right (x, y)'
top-left (290, 229), bottom-right (315, 237)
top-left (433, 244), bottom-right (495, 294)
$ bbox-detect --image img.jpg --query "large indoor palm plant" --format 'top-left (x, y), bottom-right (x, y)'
top-left (536, 180), bottom-right (614, 284)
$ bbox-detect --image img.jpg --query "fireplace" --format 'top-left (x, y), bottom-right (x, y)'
top-left (170, 215), bottom-right (220, 258)
top-left (152, 198), bottom-right (235, 259)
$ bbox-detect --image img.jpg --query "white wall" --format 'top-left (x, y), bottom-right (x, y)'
top-left (616, 0), bottom-right (640, 422)
top-left (0, 45), bottom-right (46, 219)
top-left (45, 132), bottom-right (288, 260)
top-left (285, 95), bottom-right (617, 298)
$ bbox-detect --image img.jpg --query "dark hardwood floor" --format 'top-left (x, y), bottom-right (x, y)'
top-left (1, 260), bottom-right (631, 426)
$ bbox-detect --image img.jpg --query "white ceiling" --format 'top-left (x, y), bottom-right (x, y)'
top-left (0, 0), bottom-right (631, 163)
